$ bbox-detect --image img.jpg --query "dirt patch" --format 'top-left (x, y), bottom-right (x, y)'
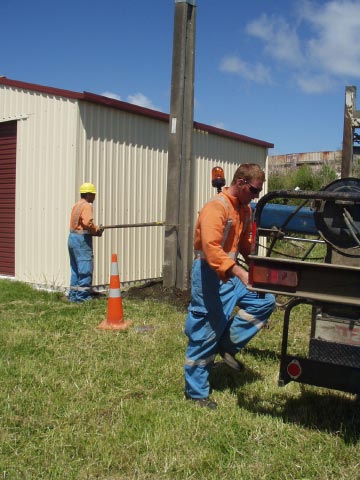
top-left (124, 280), bottom-right (191, 312)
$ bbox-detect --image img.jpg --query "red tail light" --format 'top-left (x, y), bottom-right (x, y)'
top-left (251, 265), bottom-right (298, 287)
top-left (287, 359), bottom-right (302, 379)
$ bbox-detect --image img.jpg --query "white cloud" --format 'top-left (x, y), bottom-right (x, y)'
top-left (295, 73), bottom-right (336, 94)
top-left (220, 55), bottom-right (272, 84)
top-left (221, 1), bottom-right (360, 94)
top-left (302, 0), bottom-right (360, 77)
top-left (213, 121), bottom-right (225, 130)
top-left (127, 92), bottom-right (157, 110)
top-left (101, 91), bottom-right (159, 110)
top-left (246, 13), bottom-right (304, 67)
top-left (101, 91), bottom-right (122, 101)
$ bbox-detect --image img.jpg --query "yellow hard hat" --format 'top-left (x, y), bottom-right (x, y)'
top-left (79, 182), bottom-right (97, 194)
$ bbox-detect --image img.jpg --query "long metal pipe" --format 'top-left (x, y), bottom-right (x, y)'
top-left (101, 222), bottom-right (165, 230)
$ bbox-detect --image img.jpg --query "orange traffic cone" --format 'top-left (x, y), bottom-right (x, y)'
top-left (97, 253), bottom-right (131, 331)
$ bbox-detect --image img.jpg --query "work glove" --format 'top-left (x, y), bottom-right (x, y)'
top-left (97, 225), bottom-right (105, 237)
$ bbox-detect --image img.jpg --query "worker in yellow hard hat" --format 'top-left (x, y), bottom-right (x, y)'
top-left (67, 183), bottom-right (104, 303)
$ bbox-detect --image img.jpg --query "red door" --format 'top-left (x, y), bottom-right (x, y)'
top-left (0, 121), bottom-right (17, 275)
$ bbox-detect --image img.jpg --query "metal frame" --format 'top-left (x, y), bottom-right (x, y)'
top-left (279, 298), bottom-right (360, 394)
top-left (249, 186), bottom-right (360, 394)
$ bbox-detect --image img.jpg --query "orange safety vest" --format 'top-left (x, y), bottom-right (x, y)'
top-left (193, 187), bottom-right (252, 282)
top-left (69, 199), bottom-right (99, 235)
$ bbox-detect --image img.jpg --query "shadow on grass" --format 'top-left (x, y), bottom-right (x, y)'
top-left (210, 346), bottom-right (359, 444)
top-left (238, 347), bottom-right (360, 444)
top-left (210, 362), bottom-right (262, 395)
top-left (237, 384), bottom-right (360, 445)
top-left (244, 346), bottom-right (281, 362)
top-left (210, 346), bottom-right (280, 395)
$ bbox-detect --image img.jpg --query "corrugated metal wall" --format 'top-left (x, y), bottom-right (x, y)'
top-left (77, 102), bottom-right (168, 286)
top-left (0, 85), bottom-right (79, 288)
top-left (193, 128), bottom-right (267, 213)
top-left (0, 84), bottom-right (269, 290)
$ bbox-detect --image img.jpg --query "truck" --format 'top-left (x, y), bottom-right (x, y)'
top-left (247, 177), bottom-right (360, 395)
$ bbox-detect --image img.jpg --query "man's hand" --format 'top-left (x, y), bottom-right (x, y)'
top-left (229, 264), bottom-right (249, 287)
top-left (97, 226), bottom-right (105, 237)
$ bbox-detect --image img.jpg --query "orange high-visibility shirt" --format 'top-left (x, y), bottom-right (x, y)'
top-left (193, 187), bottom-right (252, 282)
top-left (69, 199), bottom-right (99, 235)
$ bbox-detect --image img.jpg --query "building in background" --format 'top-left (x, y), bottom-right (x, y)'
top-left (0, 77), bottom-right (273, 290)
top-left (269, 151), bottom-right (342, 174)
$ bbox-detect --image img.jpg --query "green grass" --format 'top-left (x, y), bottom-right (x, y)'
top-left (0, 280), bottom-right (359, 479)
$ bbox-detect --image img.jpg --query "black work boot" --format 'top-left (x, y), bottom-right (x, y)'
top-left (185, 394), bottom-right (217, 410)
top-left (219, 351), bottom-right (244, 372)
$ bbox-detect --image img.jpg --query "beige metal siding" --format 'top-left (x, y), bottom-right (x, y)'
top-left (77, 102), bottom-right (168, 286)
top-left (193, 127), bottom-right (268, 215)
top-left (0, 85), bottom-right (79, 288)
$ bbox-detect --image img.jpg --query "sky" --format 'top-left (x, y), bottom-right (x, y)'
top-left (2, 0), bottom-right (360, 156)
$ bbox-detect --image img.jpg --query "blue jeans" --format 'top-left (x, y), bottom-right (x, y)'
top-left (68, 233), bottom-right (94, 303)
top-left (184, 259), bottom-right (275, 399)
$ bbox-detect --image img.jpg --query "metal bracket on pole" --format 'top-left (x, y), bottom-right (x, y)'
top-left (175, 0), bottom-right (196, 5)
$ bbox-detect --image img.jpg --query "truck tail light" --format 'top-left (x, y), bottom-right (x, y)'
top-left (251, 265), bottom-right (298, 288)
top-left (287, 359), bottom-right (302, 379)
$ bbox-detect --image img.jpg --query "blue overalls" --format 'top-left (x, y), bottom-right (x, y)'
top-left (68, 200), bottom-right (94, 303)
top-left (184, 260), bottom-right (275, 398)
top-left (68, 233), bottom-right (94, 302)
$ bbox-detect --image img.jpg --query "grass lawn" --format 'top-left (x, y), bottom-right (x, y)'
top-left (0, 279), bottom-right (359, 479)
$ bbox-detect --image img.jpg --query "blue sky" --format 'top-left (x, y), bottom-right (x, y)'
top-left (2, 0), bottom-right (360, 155)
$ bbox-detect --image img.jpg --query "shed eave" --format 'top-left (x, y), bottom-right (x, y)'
top-left (0, 76), bottom-right (274, 148)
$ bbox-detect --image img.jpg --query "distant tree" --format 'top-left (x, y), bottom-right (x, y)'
top-left (268, 169), bottom-right (296, 191)
top-left (317, 164), bottom-right (337, 188)
top-left (268, 164), bottom-right (339, 206)
top-left (269, 164), bottom-right (338, 193)
top-left (294, 165), bottom-right (316, 190)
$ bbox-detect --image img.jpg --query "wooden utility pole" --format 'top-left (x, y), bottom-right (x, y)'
top-left (163, 0), bottom-right (196, 290)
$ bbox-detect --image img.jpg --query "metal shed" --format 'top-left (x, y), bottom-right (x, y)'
top-left (0, 77), bottom-right (273, 290)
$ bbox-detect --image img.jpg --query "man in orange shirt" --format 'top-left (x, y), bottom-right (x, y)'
top-left (184, 164), bottom-right (275, 409)
top-left (68, 183), bottom-right (104, 303)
